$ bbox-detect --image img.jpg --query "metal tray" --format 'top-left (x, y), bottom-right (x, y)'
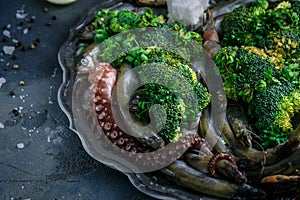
top-left (57, 0), bottom-right (298, 199)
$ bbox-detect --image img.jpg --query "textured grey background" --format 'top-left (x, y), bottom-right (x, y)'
top-left (0, 0), bottom-right (155, 199)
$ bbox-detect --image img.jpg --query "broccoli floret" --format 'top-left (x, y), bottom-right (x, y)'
top-left (265, 1), bottom-right (299, 31)
top-left (98, 21), bottom-right (203, 68)
top-left (109, 10), bottom-right (138, 33)
top-left (214, 46), bottom-right (278, 102)
top-left (130, 49), bottom-right (210, 143)
top-left (221, 0), bottom-right (270, 47)
top-left (264, 29), bottom-right (300, 67)
top-left (221, 6), bottom-right (252, 47)
top-left (221, 0), bottom-right (299, 47)
top-left (291, 1), bottom-right (300, 16)
top-left (279, 60), bottom-right (300, 87)
top-left (249, 82), bottom-right (300, 147)
top-left (141, 50), bottom-right (210, 111)
top-left (133, 83), bottom-right (185, 143)
top-left (93, 8), bottom-right (203, 65)
top-left (218, 0), bottom-right (300, 148)
top-left (135, 8), bottom-right (166, 28)
top-left (93, 8), bottom-right (166, 42)
top-left (93, 9), bottom-right (118, 42)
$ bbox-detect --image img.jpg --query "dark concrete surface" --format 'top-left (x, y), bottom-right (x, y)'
top-left (0, 1), bottom-right (155, 199)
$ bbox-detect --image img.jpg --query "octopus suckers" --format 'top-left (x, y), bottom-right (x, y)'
top-left (98, 111), bottom-right (106, 120)
top-left (103, 122), bottom-right (112, 130)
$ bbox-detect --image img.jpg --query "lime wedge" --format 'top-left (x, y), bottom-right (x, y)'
top-left (46, 0), bottom-right (76, 5)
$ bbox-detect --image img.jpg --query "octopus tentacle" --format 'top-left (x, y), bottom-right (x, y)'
top-left (88, 63), bottom-right (150, 153)
top-left (207, 152), bottom-right (247, 185)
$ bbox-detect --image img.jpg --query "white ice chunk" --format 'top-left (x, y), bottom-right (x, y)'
top-left (166, 0), bottom-right (209, 27)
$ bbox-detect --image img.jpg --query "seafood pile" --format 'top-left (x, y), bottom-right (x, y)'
top-left (69, 0), bottom-right (300, 199)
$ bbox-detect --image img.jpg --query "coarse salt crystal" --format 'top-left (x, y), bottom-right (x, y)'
top-left (16, 5), bottom-right (28, 19)
top-left (23, 28), bottom-right (29, 35)
top-left (3, 46), bottom-right (15, 55)
top-left (0, 77), bottom-right (6, 89)
top-left (3, 30), bottom-right (11, 38)
top-left (16, 13), bottom-right (28, 19)
top-left (17, 143), bottom-right (25, 149)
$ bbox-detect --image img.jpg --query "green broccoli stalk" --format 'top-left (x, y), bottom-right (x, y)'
top-left (214, 46), bottom-right (278, 103)
top-left (249, 82), bottom-right (300, 147)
